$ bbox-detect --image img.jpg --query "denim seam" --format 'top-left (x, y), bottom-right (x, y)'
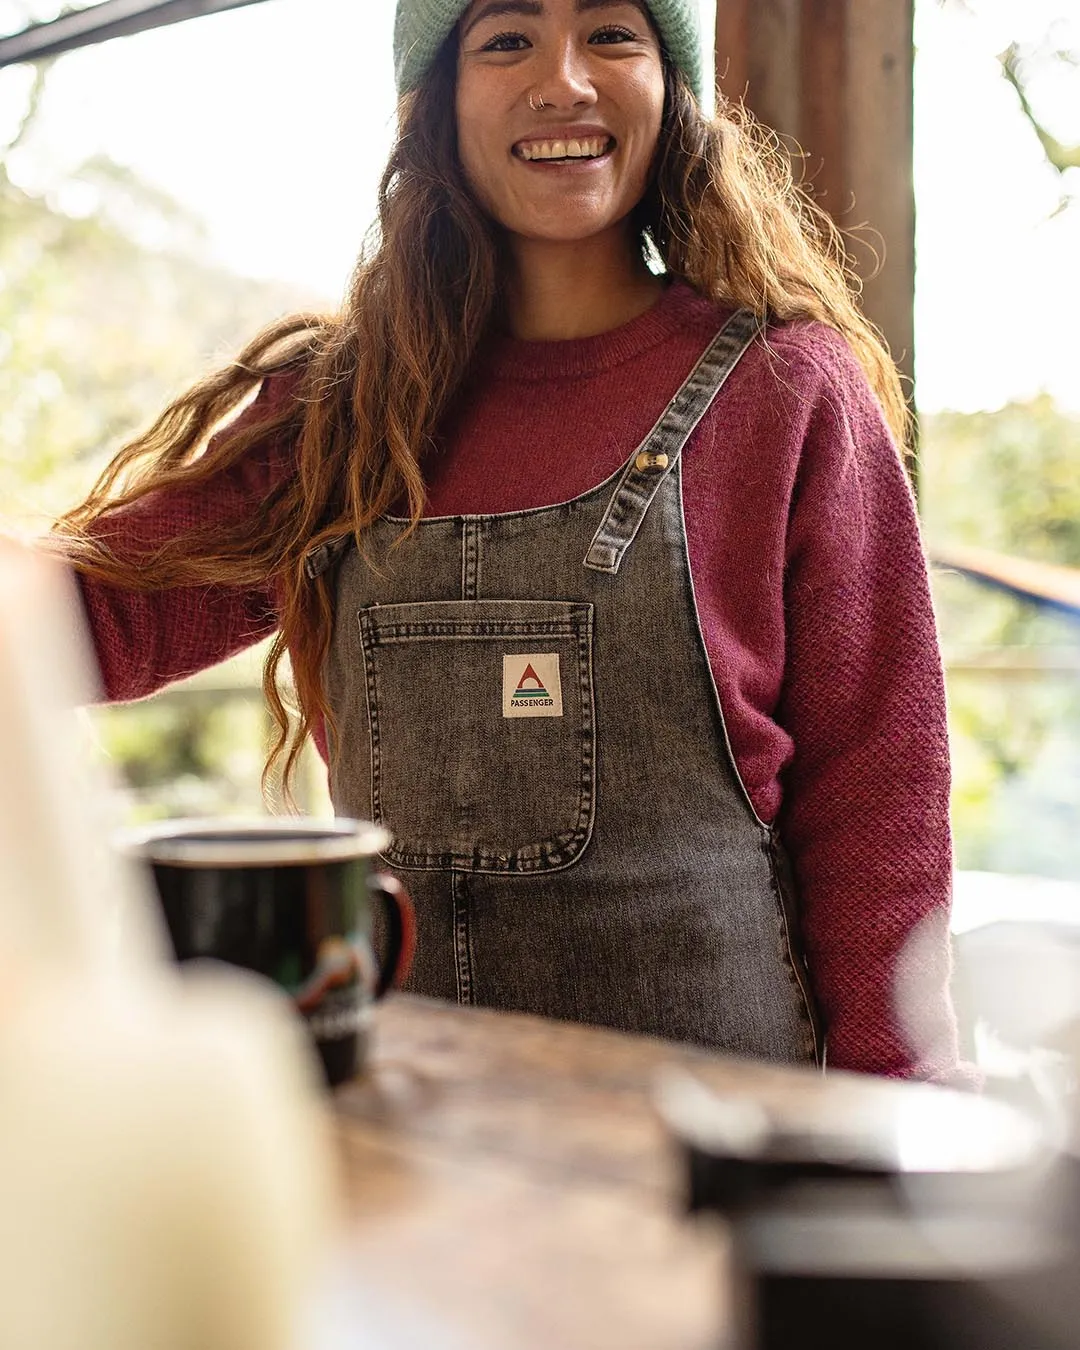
top-left (452, 871), bottom-right (474, 1005)
top-left (371, 622), bottom-right (580, 642)
top-left (358, 611), bottom-right (385, 830)
top-left (762, 825), bottom-right (823, 1067)
top-left (385, 826), bottom-right (592, 874)
top-left (462, 519), bottom-right (481, 600)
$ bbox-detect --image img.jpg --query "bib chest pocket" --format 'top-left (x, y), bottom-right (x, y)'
top-left (358, 600), bottom-right (596, 874)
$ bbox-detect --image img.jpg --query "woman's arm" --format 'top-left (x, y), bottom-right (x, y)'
top-left (776, 331), bottom-right (964, 1082)
top-left (75, 549), bottom-right (278, 703)
top-left (64, 379), bottom-right (292, 702)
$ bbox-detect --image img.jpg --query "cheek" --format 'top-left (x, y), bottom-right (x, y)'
top-left (455, 86), bottom-right (473, 158)
top-left (455, 79), bottom-right (501, 197)
top-left (639, 74), bottom-right (666, 155)
top-left (615, 66), bottom-right (665, 174)
top-left (624, 108), bottom-right (664, 197)
top-left (454, 111), bottom-right (486, 199)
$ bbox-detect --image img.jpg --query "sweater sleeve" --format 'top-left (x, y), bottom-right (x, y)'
top-left (73, 377), bottom-right (295, 703)
top-left (775, 333), bottom-right (963, 1083)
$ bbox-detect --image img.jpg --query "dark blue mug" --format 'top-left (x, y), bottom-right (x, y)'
top-left (117, 817), bottom-right (415, 1086)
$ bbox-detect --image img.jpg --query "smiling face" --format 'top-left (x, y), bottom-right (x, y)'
top-left (455, 0), bottom-right (666, 249)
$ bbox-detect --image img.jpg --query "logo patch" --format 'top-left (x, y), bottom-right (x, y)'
top-left (503, 653), bottom-right (563, 719)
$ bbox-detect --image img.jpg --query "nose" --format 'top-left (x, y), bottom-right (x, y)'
top-left (534, 36), bottom-right (599, 111)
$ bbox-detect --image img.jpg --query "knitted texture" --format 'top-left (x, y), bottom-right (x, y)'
top-left (394, 0), bottom-right (703, 101)
top-left (75, 283), bottom-right (966, 1085)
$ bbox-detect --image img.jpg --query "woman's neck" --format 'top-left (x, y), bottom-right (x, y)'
top-left (502, 227), bottom-right (665, 342)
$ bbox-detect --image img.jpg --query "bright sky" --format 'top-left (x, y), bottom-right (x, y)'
top-left (0, 0), bottom-right (1078, 414)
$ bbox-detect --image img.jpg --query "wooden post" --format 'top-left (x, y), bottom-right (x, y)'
top-left (715, 0), bottom-right (916, 398)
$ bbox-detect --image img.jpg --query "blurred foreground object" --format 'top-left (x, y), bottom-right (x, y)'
top-left (660, 880), bottom-right (1080, 1350)
top-left (0, 542), bottom-right (334, 1350)
top-left (660, 1066), bottom-right (1077, 1349)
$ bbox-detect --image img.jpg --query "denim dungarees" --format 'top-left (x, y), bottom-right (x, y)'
top-left (309, 308), bottom-right (821, 1064)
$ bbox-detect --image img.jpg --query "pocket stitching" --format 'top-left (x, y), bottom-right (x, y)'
top-left (359, 611), bottom-right (384, 830)
top-left (359, 603), bottom-right (596, 875)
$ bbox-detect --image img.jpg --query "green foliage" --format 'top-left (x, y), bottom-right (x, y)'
top-left (91, 694), bottom-right (271, 821)
top-left (1000, 42), bottom-right (1080, 180)
top-left (921, 396), bottom-right (1080, 567)
top-left (0, 70), bottom-right (327, 817)
top-left (0, 154), bottom-right (317, 527)
top-left (921, 399), bottom-right (1080, 879)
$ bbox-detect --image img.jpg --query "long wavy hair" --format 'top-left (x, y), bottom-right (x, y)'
top-left (55, 32), bottom-right (910, 799)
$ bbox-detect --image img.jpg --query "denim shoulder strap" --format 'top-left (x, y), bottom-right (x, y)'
top-left (303, 533), bottom-right (353, 581)
top-left (583, 307), bottom-right (763, 575)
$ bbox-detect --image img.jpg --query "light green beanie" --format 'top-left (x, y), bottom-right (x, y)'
top-left (394, 0), bottom-right (703, 103)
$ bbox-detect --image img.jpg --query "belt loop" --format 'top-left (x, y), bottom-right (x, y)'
top-left (303, 534), bottom-right (351, 581)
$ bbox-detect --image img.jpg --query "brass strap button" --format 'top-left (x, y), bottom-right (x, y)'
top-left (634, 451), bottom-right (670, 472)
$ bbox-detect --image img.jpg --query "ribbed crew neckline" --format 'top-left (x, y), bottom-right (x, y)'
top-left (479, 280), bottom-right (721, 383)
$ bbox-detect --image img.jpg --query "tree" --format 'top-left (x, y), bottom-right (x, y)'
top-left (0, 34), bottom-right (326, 816)
top-left (0, 164), bottom-right (315, 524)
top-left (1000, 42), bottom-right (1080, 179)
top-left (922, 399), bottom-right (1080, 877)
top-left (938, 0), bottom-right (1080, 206)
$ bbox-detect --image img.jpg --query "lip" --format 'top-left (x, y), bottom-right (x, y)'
top-left (512, 125), bottom-right (617, 162)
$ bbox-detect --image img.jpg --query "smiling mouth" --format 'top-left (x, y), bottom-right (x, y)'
top-left (514, 136), bottom-right (615, 163)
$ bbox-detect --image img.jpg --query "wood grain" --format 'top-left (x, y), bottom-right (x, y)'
top-left (714, 0), bottom-right (751, 104)
top-left (801, 0), bottom-right (848, 210)
top-left (749, 0), bottom-right (803, 146)
top-left (844, 0), bottom-right (916, 386)
top-left (328, 997), bottom-right (753, 1349)
top-left (709, 0), bottom-right (915, 406)
top-left (324, 996), bottom-right (1007, 1349)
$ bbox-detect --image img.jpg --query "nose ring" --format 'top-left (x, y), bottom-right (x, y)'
top-left (528, 91), bottom-right (547, 113)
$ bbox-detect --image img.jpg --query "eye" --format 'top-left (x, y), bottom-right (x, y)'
top-left (479, 29), bottom-right (530, 52)
top-left (589, 24), bottom-right (638, 44)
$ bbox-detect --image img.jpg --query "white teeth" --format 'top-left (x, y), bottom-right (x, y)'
top-left (519, 136), bottom-right (611, 161)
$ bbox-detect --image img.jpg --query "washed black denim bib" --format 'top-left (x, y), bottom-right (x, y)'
top-left (311, 309), bottom-right (820, 1064)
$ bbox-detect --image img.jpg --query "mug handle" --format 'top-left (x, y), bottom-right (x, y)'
top-left (368, 873), bottom-right (416, 998)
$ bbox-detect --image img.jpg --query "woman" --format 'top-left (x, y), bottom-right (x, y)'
top-left (51, 0), bottom-right (963, 1078)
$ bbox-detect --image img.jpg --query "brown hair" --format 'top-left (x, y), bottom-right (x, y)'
top-left (55, 37), bottom-right (909, 799)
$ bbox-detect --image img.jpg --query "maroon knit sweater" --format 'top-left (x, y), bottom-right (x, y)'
top-left (77, 282), bottom-right (963, 1082)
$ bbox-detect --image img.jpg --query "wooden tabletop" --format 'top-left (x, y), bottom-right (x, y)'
top-left (326, 995), bottom-right (1009, 1350)
top-left (328, 995), bottom-right (741, 1350)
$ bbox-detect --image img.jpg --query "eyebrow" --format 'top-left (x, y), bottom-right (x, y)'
top-left (462, 1), bottom-right (541, 38)
top-left (462, 0), bottom-right (648, 41)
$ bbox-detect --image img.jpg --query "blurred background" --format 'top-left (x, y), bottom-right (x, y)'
top-left (0, 0), bottom-right (1077, 1039)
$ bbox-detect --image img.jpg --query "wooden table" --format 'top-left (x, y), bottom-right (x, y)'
top-left (327, 996), bottom-right (1004, 1350)
top-left (330, 996), bottom-right (731, 1350)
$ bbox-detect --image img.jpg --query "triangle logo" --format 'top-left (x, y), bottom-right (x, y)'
top-left (503, 653), bottom-right (563, 719)
top-left (512, 663), bottom-right (551, 702)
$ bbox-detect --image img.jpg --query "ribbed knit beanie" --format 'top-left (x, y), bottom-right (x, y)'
top-left (394, 1), bottom-right (703, 103)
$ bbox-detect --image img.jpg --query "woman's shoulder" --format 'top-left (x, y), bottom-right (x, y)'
top-left (241, 363), bottom-right (308, 432)
top-left (727, 312), bottom-right (897, 464)
top-left (760, 314), bottom-right (882, 413)
top-left (674, 283), bottom-right (879, 413)
top-left (680, 297), bottom-right (905, 497)
top-left (206, 364), bottom-right (307, 487)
